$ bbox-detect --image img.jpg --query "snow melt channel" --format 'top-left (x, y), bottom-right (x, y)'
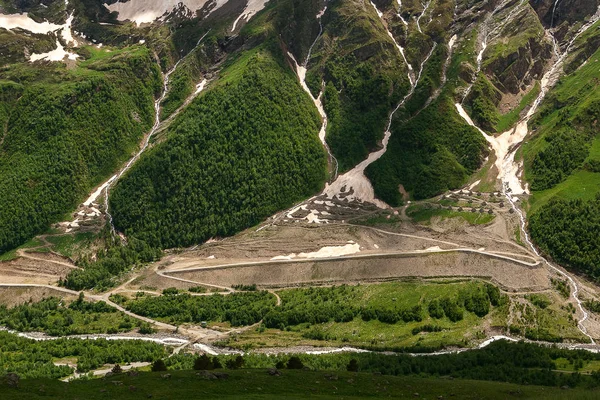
top-left (323, 3), bottom-right (435, 208)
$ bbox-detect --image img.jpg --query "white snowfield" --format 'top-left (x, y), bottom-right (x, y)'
top-left (105, 0), bottom-right (227, 25)
top-left (231, 0), bottom-right (269, 31)
top-left (30, 40), bottom-right (79, 61)
top-left (271, 243), bottom-right (361, 261)
top-left (0, 0), bottom-right (79, 62)
top-left (0, 13), bottom-right (62, 33)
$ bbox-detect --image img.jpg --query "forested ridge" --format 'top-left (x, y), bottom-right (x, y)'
top-left (109, 42), bottom-right (327, 249)
top-left (530, 196), bottom-right (600, 280)
top-left (364, 1), bottom-right (489, 204)
top-left (524, 45), bottom-right (600, 279)
top-left (367, 96), bottom-right (488, 203)
top-left (0, 47), bottom-right (161, 254)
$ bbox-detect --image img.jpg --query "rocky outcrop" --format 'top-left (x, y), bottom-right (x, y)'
top-left (529, 0), bottom-right (600, 28)
top-left (485, 37), bottom-right (552, 94)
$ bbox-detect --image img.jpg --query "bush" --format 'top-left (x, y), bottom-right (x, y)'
top-left (151, 360), bottom-right (168, 372)
top-left (347, 359), bottom-right (359, 372)
top-left (193, 355), bottom-right (214, 371)
top-left (111, 364), bottom-right (122, 374)
top-left (286, 356), bottom-right (304, 370)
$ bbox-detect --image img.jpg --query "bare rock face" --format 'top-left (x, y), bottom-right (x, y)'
top-left (486, 38), bottom-right (552, 94)
top-left (529, 0), bottom-right (600, 27)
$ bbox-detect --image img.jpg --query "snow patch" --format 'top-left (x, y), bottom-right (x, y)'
top-left (105, 0), bottom-right (228, 26)
top-left (0, 13), bottom-right (62, 34)
top-left (84, 175), bottom-right (116, 206)
top-left (232, 0), bottom-right (269, 31)
top-left (298, 243), bottom-right (361, 258)
top-left (194, 79), bottom-right (207, 95)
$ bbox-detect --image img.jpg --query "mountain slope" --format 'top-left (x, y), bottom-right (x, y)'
top-left (0, 47), bottom-right (161, 253)
top-left (109, 41), bottom-right (327, 249)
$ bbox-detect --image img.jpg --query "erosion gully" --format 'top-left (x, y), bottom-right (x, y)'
top-left (456, 4), bottom-right (600, 344)
top-left (94, 31), bottom-right (212, 234)
top-left (320, 1), bottom-right (435, 207)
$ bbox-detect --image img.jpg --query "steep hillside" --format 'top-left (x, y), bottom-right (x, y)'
top-left (0, 47), bottom-right (161, 254)
top-left (523, 23), bottom-right (600, 279)
top-left (365, 0), bottom-right (490, 203)
top-left (109, 41), bottom-right (327, 249)
top-left (299, 0), bottom-right (411, 172)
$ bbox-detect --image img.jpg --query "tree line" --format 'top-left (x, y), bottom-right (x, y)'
top-left (0, 331), bottom-right (166, 378)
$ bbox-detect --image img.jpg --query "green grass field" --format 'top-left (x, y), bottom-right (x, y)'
top-left (407, 204), bottom-right (495, 225)
top-left (45, 232), bottom-right (98, 259)
top-left (2, 369), bottom-right (599, 399)
top-left (527, 169), bottom-right (600, 214)
top-left (0, 238), bottom-right (45, 261)
top-left (225, 281), bottom-right (506, 351)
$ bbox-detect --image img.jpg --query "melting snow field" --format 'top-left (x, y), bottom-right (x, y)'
top-left (455, 103), bottom-right (529, 194)
top-left (30, 40), bottom-right (79, 62)
top-left (0, 13), bottom-right (62, 33)
top-left (105, 0), bottom-right (227, 25)
top-left (0, 1), bottom-right (80, 62)
top-left (232, 0), bottom-right (269, 31)
top-left (271, 243), bottom-right (361, 261)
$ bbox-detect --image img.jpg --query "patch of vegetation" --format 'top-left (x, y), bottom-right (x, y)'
top-left (495, 83), bottom-right (541, 132)
top-left (0, 330), bottom-right (166, 378)
top-left (509, 292), bottom-right (584, 343)
top-left (524, 43), bottom-right (600, 205)
top-left (5, 367), bottom-right (600, 399)
top-left (165, 340), bottom-right (600, 391)
top-left (227, 281), bottom-right (506, 351)
top-left (62, 232), bottom-right (161, 291)
top-left (118, 291), bottom-right (277, 327)
top-left (530, 195), bottom-right (600, 281)
top-left (45, 232), bottom-right (97, 260)
top-left (0, 294), bottom-right (144, 336)
top-left (583, 299), bottom-right (600, 314)
top-left (526, 294), bottom-right (552, 309)
top-left (406, 204), bottom-right (495, 225)
top-left (0, 238), bottom-right (44, 262)
top-left (552, 278), bottom-right (571, 299)
top-left (464, 74), bottom-right (501, 131)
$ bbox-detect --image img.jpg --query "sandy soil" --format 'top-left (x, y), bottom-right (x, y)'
top-left (167, 250), bottom-right (548, 292)
top-left (0, 257), bottom-right (73, 285)
top-left (0, 286), bottom-right (77, 307)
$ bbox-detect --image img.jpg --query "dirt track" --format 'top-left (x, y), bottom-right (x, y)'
top-left (165, 249), bottom-right (547, 292)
